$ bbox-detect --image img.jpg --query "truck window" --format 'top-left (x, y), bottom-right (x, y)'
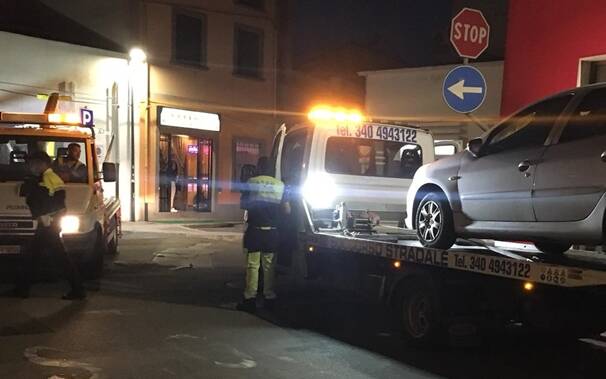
top-left (325, 137), bottom-right (422, 179)
top-left (0, 136), bottom-right (88, 183)
top-left (280, 129), bottom-right (308, 185)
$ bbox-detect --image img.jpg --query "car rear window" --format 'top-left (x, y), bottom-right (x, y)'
top-left (325, 137), bottom-right (422, 179)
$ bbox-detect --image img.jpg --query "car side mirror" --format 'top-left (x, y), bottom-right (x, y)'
top-left (102, 162), bottom-right (117, 182)
top-left (467, 138), bottom-right (484, 157)
top-left (240, 164), bottom-right (256, 184)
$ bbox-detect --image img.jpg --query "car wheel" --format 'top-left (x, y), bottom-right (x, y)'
top-left (416, 192), bottom-right (456, 249)
top-left (534, 242), bottom-right (571, 255)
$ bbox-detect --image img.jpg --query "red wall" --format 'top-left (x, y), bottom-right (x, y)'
top-left (502, 0), bottom-right (606, 115)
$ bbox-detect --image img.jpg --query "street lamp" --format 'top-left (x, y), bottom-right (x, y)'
top-left (128, 47), bottom-right (147, 221)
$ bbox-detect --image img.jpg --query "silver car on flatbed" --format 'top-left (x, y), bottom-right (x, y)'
top-left (406, 83), bottom-right (606, 254)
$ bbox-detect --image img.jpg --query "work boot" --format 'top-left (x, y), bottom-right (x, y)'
top-left (236, 298), bottom-right (256, 313)
top-left (62, 290), bottom-right (86, 300)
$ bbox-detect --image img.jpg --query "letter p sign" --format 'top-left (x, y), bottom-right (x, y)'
top-left (80, 108), bottom-right (94, 127)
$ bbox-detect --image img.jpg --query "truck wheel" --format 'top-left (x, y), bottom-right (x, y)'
top-left (82, 227), bottom-right (106, 279)
top-left (534, 242), bottom-right (571, 255)
top-left (107, 218), bottom-right (119, 256)
top-left (416, 192), bottom-right (456, 249)
top-left (398, 279), bottom-right (443, 346)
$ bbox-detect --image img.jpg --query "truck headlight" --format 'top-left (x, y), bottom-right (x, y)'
top-left (60, 215), bottom-right (80, 234)
top-left (302, 173), bottom-right (338, 209)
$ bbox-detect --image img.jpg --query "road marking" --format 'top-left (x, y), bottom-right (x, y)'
top-left (214, 359), bottom-right (257, 369)
top-left (166, 334), bottom-right (201, 340)
top-left (24, 346), bottom-right (101, 379)
top-left (579, 338), bottom-right (606, 350)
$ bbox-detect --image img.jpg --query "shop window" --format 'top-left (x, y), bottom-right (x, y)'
top-left (233, 139), bottom-right (262, 191)
top-left (325, 137), bottom-right (422, 179)
top-left (235, 0), bottom-right (265, 10)
top-left (173, 10), bottom-right (207, 67)
top-left (234, 25), bottom-right (264, 78)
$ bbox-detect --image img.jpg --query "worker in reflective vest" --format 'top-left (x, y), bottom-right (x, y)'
top-left (237, 156), bottom-right (289, 313)
top-left (14, 151), bottom-right (85, 300)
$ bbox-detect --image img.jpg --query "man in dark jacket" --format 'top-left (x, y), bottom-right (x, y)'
top-left (14, 151), bottom-right (85, 300)
top-left (237, 157), bottom-right (288, 313)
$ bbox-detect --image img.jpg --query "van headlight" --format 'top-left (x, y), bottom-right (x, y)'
top-left (302, 173), bottom-right (338, 209)
top-left (60, 215), bottom-right (80, 234)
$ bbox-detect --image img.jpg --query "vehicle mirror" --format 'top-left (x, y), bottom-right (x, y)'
top-left (102, 162), bottom-right (117, 182)
top-left (240, 164), bottom-right (256, 184)
top-left (467, 138), bottom-right (484, 157)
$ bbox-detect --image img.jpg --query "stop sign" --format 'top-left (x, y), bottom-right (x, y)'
top-left (450, 8), bottom-right (490, 59)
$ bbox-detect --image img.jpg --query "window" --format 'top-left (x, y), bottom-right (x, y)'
top-left (233, 139), bottom-right (262, 191)
top-left (486, 94), bottom-right (573, 153)
top-left (234, 25), bottom-right (264, 78)
top-left (434, 143), bottom-right (457, 160)
top-left (236, 0), bottom-right (265, 10)
top-left (0, 137), bottom-right (88, 183)
top-left (560, 88), bottom-right (606, 143)
top-left (173, 11), bottom-right (207, 67)
top-left (325, 137), bottom-right (422, 179)
top-left (280, 129), bottom-right (308, 185)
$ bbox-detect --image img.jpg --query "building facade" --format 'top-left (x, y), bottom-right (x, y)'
top-left (502, 0), bottom-right (606, 115)
top-left (45, 0), bottom-right (279, 221)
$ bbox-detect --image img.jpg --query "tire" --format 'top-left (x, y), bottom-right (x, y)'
top-left (398, 279), bottom-right (443, 346)
top-left (416, 192), bottom-right (456, 249)
top-left (107, 217), bottom-right (119, 256)
top-left (82, 227), bottom-right (106, 279)
top-left (534, 241), bottom-right (571, 255)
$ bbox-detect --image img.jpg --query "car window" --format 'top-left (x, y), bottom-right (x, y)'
top-left (325, 137), bottom-right (422, 179)
top-left (559, 88), bottom-right (606, 143)
top-left (486, 94), bottom-right (573, 153)
top-left (280, 128), bottom-right (308, 185)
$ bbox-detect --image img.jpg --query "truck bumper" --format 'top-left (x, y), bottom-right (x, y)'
top-left (1, 229), bottom-right (96, 258)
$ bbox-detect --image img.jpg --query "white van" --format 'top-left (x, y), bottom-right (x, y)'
top-left (272, 113), bottom-right (435, 224)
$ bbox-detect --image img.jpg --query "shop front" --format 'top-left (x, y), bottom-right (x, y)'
top-left (156, 106), bottom-right (219, 214)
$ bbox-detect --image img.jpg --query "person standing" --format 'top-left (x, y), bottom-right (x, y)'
top-left (237, 157), bottom-right (288, 313)
top-left (14, 151), bottom-right (86, 300)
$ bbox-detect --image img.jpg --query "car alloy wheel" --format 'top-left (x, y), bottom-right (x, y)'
top-left (418, 201), bottom-right (442, 242)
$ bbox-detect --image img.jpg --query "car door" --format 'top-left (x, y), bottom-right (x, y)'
top-left (457, 94), bottom-right (573, 222)
top-left (533, 88), bottom-right (606, 221)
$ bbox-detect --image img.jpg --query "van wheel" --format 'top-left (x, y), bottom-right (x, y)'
top-left (534, 242), bottom-right (571, 255)
top-left (82, 227), bottom-right (105, 279)
top-left (416, 193), bottom-right (456, 249)
top-left (398, 279), bottom-right (443, 346)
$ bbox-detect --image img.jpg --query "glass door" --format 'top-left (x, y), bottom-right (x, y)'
top-left (195, 138), bottom-right (213, 212)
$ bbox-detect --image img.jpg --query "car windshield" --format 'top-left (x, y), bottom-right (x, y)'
top-left (0, 135), bottom-right (87, 183)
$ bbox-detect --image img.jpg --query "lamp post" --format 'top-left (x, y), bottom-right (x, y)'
top-left (128, 48), bottom-right (147, 222)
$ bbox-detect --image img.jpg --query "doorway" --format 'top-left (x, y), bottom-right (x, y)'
top-left (159, 133), bottom-right (213, 213)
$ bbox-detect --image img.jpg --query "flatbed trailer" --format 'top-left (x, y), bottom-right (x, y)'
top-left (294, 212), bottom-right (606, 345)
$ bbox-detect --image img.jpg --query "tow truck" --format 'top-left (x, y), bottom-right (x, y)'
top-left (260, 106), bottom-right (606, 345)
top-left (0, 93), bottom-right (120, 278)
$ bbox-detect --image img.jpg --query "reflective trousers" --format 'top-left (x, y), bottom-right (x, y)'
top-left (244, 251), bottom-right (276, 300)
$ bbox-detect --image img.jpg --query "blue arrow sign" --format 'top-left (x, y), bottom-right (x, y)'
top-left (443, 65), bottom-right (487, 113)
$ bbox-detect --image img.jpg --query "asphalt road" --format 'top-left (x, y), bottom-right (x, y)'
top-left (1, 222), bottom-right (605, 379)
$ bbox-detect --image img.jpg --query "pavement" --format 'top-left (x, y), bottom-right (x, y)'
top-left (0, 222), bottom-right (605, 378)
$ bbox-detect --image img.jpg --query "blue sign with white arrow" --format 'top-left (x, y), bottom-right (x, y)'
top-left (443, 65), bottom-right (487, 113)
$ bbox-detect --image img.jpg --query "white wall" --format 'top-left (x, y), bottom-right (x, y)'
top-left (361, 61), bottom-right (504, 140)
top-left (0, 31), bottom-right (139, 218)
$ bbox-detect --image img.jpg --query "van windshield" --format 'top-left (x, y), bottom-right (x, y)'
top-left (0, 136), bottom-right (88, 183)
top-left (325, 137), bottom-right (422, 179)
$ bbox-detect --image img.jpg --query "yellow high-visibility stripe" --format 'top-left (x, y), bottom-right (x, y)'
top-left (40, 168), bottom-right (65, 195)
top-left (246, 175), bottom-right (284, 204)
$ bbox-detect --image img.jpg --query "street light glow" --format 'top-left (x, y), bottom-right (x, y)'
top-left (129, 47), bottom-right (147, 63)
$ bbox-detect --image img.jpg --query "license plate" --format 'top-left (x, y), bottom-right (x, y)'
top-left (0, 245), bottom-right (20, 255)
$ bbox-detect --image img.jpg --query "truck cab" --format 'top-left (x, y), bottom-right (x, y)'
top-left (0, 103), bottom-right (120, 278)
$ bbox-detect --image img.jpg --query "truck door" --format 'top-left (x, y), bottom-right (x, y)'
top-left (270, 124), bottom-right (286, 179)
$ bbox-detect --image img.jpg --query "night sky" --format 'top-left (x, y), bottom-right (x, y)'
top-left (293, 0), bottom-right (457, 68)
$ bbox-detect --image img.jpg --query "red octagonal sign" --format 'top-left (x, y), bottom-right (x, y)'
top-left (450, 8), bottom-right (490, 59)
